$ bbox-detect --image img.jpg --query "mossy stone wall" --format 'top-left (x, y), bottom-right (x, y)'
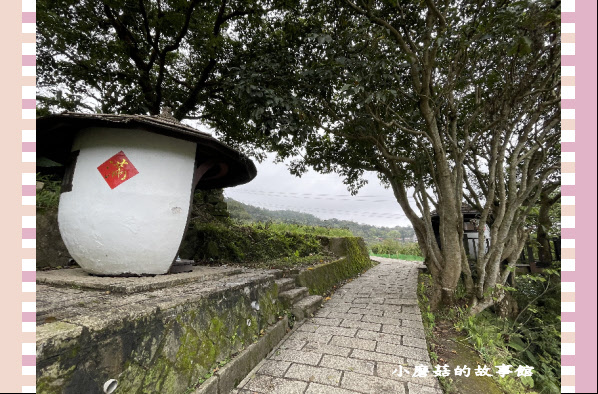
top-left (37, 280), bottom-right (282, 394)
top-left (295, 237), bottom-right (373, 295)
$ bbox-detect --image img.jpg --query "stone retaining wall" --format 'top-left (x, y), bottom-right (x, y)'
top-left (37, 274), bottom-right (282, 394)
top-left (296, 237), bottom-right (374, 295)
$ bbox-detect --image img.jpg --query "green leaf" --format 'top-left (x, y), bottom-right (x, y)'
top-left (525, 350), bottom-right (538, 364)
top-left (520, 376), bottom-right (534, 388)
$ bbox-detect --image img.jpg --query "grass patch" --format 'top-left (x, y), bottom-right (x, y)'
top-left (370, 239), bottom-right (422, 257)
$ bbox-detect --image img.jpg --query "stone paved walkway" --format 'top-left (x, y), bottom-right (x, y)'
top-left (235, 257), bottom-right (442, 394)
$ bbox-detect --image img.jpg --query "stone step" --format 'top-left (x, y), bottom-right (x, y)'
top-left (278, 287), bottom-right (309, 307)
top-left (275, 277), bottom-right (296, 293)
top-left (292, 295), bottom-right (323, 321)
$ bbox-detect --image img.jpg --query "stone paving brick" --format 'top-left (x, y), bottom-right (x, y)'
top-left (382, 324), bottom-right (426, 339)
top-left (314, 309), bottom-right (330, 318)
top-left (376, 341), bottom-right (430, 361)
top-left (292, 332), bottom-right (333, 344)
top-left (401, 305), bottom-right (421, 314)
top-left (361, 314), bottom-right (402, 327)
top-left (340, 319), bottom-right (382, 332)
top-left (303, 341), bottom-right (352, 357)
top-left (320, 304), bottom-right (352, 313)
top-left (340, 371), bottom-right (406, 393)
top-left (376, 290), bottom-right (403, 295)
top-left (403, 336), bottom-right (428, 349)
top-left (305, 383), bottom-right (358, 394)
top-left (298, 323), bottom-right (320, 333)
top-left (408, 382), bottom-right (444, 394)
top-left (330, 335), bottom-right (376, 351)
top-left (382, 311), bottom-right (422, 320)
top-left (259, 360), bottom-right (292, 377)
top-left (349, 348), bottom-right (405, 365)
top-left (401, 319), bottom-right (425, 329)
top-left (271, 349), bottom-right (323, 366)
top-left (363, 303), bottom-right (403, 312)
top-left (328, 311), bottom-right (364, 321)
top-left (242, 375), bottom-right (308, 393)
top-left (281, 338), bottom-right (307, 350)
top-left (325, 301), bottom-right (357, 308)
top-left (356, 330), bottom-right (402, 345)
top-left (348, 307), bottom-right (383, 316)
top-left (284, 363), bottom-right (342, 386)
top-left (385, 298), bottom-right (419, 305)
top-left (320, 354), bottom-right (375, 375)
top-left (315, 325), bottom-right (357, 338)
top-left (311, 317), bottom-right (343, 327)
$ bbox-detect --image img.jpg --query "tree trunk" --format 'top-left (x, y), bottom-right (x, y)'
top-left (537, 192), bottom-right (554, 264)
top-left (430, 282), bottom-right (456, 310)
top-left (429, 207), bottom-right (463, 311)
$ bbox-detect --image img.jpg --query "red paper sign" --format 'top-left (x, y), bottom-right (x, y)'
top-left (97, 151), bottom-right (139, 189)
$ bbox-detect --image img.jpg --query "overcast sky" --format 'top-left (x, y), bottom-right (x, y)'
top-left (189, 122), bottom-right (417, 228)
top-left (223, 153), bottom-right (417, 228)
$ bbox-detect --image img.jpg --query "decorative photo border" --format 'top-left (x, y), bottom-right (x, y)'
top-left (0, 0), bottom-right (595, 392)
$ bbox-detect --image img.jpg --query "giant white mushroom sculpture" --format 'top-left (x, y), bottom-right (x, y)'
top-left (37, 112), bottom-right (257, 276)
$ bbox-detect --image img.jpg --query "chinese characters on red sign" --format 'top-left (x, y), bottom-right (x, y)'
top-left (97, 151), bottom-right (139, 189)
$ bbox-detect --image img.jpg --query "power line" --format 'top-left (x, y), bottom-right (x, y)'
top-left (230, 189), bottom-right (417, 203)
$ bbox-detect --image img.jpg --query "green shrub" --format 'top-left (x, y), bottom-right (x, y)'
top-left (180, 221), bottom-right (330, 268)
top-left (250, 222), bottom-right (353, 238)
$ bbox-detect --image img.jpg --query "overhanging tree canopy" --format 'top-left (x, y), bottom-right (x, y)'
top-left (222, 0), bottom-right (561, 311)
top-left (37, 0), bottom-right (289, 123)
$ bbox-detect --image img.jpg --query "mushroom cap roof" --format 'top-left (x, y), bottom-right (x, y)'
top-left (37, 112), bottom-right (257, 189)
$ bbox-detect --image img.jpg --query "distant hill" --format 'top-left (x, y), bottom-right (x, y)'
top-left (225, 198), bottom-right (416, 245)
